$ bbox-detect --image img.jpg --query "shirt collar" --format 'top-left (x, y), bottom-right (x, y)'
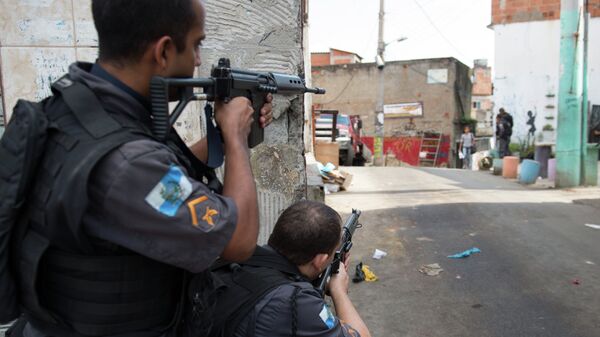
top-left (90, 63), bottom-right (152, 111)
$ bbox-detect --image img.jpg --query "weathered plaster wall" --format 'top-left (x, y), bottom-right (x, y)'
top-left (0, 0), bottom-right (307, 244)
top-left (493, 18), bottom-right (600, 141)
top-left (0, 0), bottom-right (98, 123)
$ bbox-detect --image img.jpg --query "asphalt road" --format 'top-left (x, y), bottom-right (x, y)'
top-left (327, 167), bottom-right (600, 337)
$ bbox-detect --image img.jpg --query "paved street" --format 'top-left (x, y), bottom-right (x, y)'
top-left (327, 167), bottom-right (600, 337)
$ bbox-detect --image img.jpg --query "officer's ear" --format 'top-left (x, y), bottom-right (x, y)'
top-left (312, 253), bottom-right (331, 273)
top-left (153, 36), bottom-right (175, 71)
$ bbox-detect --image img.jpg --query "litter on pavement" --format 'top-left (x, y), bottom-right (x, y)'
top-left (418, 263), bottom-right (444, 276)
top-left (572, 279), bottom-right (581, 285)
top-left (362, 264), bottom-right (378, 282)
top-left (372, 249), bottom-right (388, 259)
top-left (448, 247), bottom-right (481, 259)
top-left (353, 262), bottom-right (366, 283)
top-left (584, 224), bottom-right (600, 230)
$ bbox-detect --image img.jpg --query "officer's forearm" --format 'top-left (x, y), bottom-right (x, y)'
top-left (331, 290), bottom-right (372, 337)
top-left (189, 137), bottom-right (208, 163)
top-left (220, 139), bottom-right (259, 261)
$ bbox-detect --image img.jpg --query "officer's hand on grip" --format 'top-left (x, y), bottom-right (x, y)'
top-left (215, 97), bottom-right (254, 145)
top-left (260, 93), bottom-right (274, 128)
top-left (328, 261), bottom-right (350, 297)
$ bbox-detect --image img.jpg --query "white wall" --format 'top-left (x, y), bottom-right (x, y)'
top-left (493, 18), bottom-right (600, 142)
top-left (589, 19), bottom-right (600, 111)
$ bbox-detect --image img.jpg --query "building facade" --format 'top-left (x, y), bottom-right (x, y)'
top-left (471, 59), bottom-right (494, 136)
top-left (311, 48), bottom-right (362, 67)
top-left (491, 0), bottom-right (600, 142)
top-left (312, 57), bottom-right (472, 167)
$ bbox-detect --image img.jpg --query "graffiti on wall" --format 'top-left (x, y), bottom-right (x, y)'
top-left (362, 135), bottom-right (450, 167)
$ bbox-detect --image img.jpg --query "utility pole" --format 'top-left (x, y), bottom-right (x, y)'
top-left (373, 0), bottom-right (385, 166)
top-left (556, 0), bottom-right (587, 187)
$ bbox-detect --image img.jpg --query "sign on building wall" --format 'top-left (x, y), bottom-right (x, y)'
top-left (384, 102), bottom-right (423, 118)
top-left (427, 68), bottom-right (448, 84)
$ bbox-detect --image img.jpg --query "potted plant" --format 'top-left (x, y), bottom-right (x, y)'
top-left (542, 124), bottom-right (555, 143)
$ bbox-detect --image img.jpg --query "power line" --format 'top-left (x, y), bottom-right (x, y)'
top-left (412, 0), bottom-right (468, 60)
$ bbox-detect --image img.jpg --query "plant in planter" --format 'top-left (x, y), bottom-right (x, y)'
top-left (542, 124), bottom-right (555, 143)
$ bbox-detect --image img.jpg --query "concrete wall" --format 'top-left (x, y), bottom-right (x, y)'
top-left (312, 58), bottom-right (471, 139)
top-left (0, 0), bottom-right (307, 244)
top-left (312, 58), bottom-right (471, 168)
top-left (492, 17), bottom-right (600, 141)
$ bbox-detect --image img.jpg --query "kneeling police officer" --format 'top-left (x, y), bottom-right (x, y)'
top-left (207, 201), bottom-right (372, 337)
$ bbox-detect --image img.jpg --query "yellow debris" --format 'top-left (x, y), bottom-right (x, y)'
top-left (362, 264), bottom-right (378, 282)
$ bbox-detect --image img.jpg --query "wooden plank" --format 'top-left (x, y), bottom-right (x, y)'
top-left (315, 141), bottom-right (340, 168)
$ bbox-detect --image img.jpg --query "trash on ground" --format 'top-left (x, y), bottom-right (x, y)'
top-left (418, 263), bottom-right (444, 276)
top-left (362, 264), bottom-right (378, 282)
top-left (323, 183), bottom-right (339, 194)
top-left (585, 261), bottom-right (595, 265)
top-left (448, 247), bottom-right (481, 259)
top-left (317, 162), bottom-right (353, 192)
top-left (352, 262), bottom-right (366, 283)
top-left (456, 275), bottom-right (462, 279)
top-left (572, 279), bottom-right (581, 285)
top-left (584, 224), bottom-right (600, 230)
top-left (416, 237), bottom-right (434, 242)
top-left (372, 249), bottom-right (388, 260)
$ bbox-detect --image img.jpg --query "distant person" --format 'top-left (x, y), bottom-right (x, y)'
top-left (496, 115), bottom-right (508, 158)
top-left (498, 107), bottom-right (513, 144)
top-left (459, 125), bottom-right (475, 169)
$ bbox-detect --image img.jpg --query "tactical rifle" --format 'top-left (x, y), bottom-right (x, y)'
top-left (317, 209), bottom-right (362, 294)
top-left (149, 58), bottom-right (326, 167)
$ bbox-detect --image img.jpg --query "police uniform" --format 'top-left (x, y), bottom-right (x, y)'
top-left (220, 246), bottom-right (360, 337)
top-left (235, 282), bottom-right (360, 337)
top-left (17, 62), bottom-right (237, 337)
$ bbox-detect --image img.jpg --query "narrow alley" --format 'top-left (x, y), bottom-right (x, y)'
top-left (329, 167), bottom-right (600, 337)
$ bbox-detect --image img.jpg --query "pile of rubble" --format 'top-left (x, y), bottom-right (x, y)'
top-left (321, 168), bottom-right (353, 193)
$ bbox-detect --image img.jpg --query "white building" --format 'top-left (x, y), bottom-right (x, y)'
top-left (491, 0), bottom-right (600, 142)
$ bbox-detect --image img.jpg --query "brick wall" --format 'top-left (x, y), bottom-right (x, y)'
top-left (311, 53), bottom-right (330, 66)
top-left (492, 0), bottom-right (600, 25)
top-left (472, 66), bottom-right (493, 96)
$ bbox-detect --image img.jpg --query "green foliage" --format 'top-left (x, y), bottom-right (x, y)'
top-left (510, 139), bottom-right (535, 159)
top-left (543, 124), bottom-right (555, 131)
top-left (459, 117), bottom-right (478, 134)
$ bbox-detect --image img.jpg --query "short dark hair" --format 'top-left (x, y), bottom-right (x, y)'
top-left (268, 201), bottom-right (342, 265)
top-left (92, 0), bottom-right (198, 63)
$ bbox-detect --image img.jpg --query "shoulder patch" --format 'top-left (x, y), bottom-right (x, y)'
top-left (145, 165), bottom-right (192, 216)
top-left (319, 304), bottom-right (336, 329)
top-left (187, 196), bottom-right (219, 232)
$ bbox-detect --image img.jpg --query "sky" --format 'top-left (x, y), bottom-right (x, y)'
top-left (308, 0), bottom-right (495, 67)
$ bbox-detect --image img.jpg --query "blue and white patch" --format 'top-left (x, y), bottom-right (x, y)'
top-left (145, 165), bottom-right (192, 216)
top-left (319, 304), bottom-right (336, 329)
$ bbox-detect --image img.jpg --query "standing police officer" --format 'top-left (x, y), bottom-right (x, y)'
top-left (9, 1), bottom-right (272, 336)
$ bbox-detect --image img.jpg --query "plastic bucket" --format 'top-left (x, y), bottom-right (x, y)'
top-left (492, 158), bottom-right (503, 175)
top-left (519, 159), bottom-right (541, 184)
top-left (502, 156), bottom-right (519, 179)
top-left (548, 158), bottom-right (556, 182)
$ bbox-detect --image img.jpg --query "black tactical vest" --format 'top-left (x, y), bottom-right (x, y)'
top-left (15, 76), bottom-right (196, 337)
